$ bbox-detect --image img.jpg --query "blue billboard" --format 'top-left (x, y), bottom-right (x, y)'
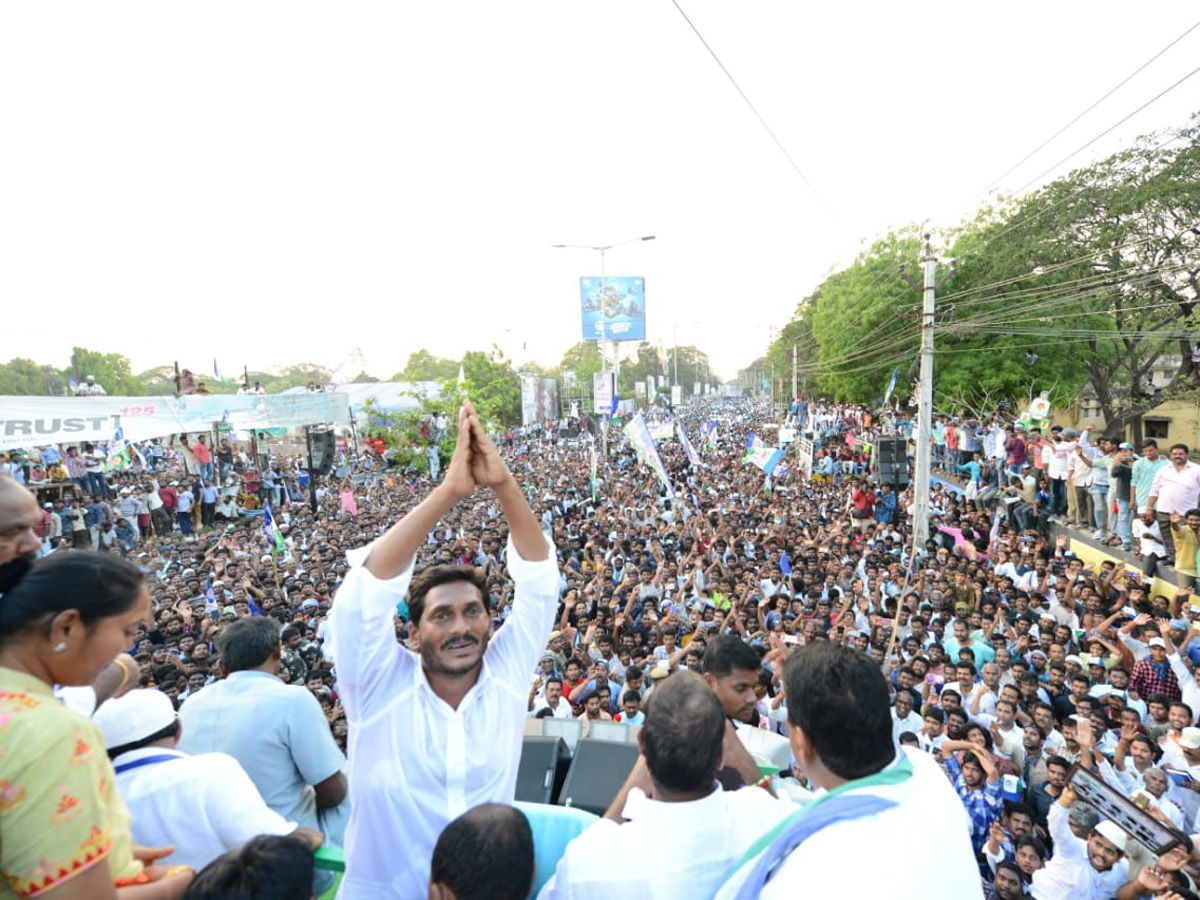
top-left (580, 276), bottom-right (645, 342)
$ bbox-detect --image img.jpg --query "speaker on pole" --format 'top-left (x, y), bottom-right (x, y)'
top-left (872, 436), bottom-right (910, 488)
top-left (311, 431), bottom-right (337, 476)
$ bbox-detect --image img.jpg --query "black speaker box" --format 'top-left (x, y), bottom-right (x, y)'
top-left (311, 431), bottom-right (337, 476)
top-left (516, 737), bottom-right (568, 805)
top-left (556, 739), bottom-right (639, 816)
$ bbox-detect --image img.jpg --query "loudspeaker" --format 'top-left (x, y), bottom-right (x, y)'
top-left (516, 737), bottom-right (568, 805)
top-left (873, 436), bottom-right (909, 488)
top-left (311, 431), bottom-right (337, 476)
top-left (556, 739), bottom-right (639, 816)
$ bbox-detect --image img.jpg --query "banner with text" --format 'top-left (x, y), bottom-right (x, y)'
top-left (0, 393), bottom-right (351, 451)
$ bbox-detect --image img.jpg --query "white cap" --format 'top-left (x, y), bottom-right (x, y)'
top-left (1093, 820), bottom-right (1127, 853)
top-left (1148, 637), bottom-right (1167, 649)
top-left (1180, 726), bottom-right (1200, 751)
top-left (93, 689), bottom-right (176, 750)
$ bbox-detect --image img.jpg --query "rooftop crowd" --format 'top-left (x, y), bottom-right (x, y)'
top-left (3, 391), bottom-right (1200, 899)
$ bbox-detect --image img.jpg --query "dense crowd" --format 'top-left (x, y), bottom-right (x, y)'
top-left (4, 393), bottom-right (1200, 899)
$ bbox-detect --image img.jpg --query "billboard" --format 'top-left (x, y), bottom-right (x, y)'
top-left (520, 376), bottom-right (559, 426)
top-left (580, 276), bottom-right (645, 342)
top-left (593, 371), bottom-right (615, 418)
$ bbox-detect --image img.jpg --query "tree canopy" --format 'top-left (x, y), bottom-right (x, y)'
top-left (766, 113), bottom-right (1200, 439)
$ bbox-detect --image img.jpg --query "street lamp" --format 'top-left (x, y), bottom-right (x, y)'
top-left (552, 235), bottom-right (656, 454)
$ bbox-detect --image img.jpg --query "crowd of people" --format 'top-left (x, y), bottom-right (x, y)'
top-left (3, 390), bottom-right (1200, 899)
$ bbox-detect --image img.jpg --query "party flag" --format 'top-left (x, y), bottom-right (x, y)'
top-left (676, 419), bottom-right (700, 466)
top-left (262, 503), bottom-right (286, 555)
top-left (622, 412), bottom-right (674, 498)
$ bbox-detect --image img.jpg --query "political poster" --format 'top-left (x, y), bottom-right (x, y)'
top-left (580, 276), bottom-right (645, 342)
top-left (593, 371), bottom-right (615, 419)
top-left (520, 376), bottom-right (559, 426)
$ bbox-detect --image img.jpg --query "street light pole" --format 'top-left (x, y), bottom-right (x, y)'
top-left (552, 235), bottom-right (655, 455)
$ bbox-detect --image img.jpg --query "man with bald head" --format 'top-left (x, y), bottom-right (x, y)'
top-left (0, 472), bottom-right (41, 568)
top-left (539, 670), bottom-right (791, 898)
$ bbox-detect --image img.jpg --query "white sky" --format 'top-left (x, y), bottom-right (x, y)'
top-left (2, 2), bottom-right (1198, 384)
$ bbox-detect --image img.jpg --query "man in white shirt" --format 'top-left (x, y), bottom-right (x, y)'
top-left (717, 642), bottom-right (982, 899)
top-left (331, 401), bottom-right (560, 898)
top-left (1145, 443), bottom-right (1200, 566)
top-left (529, 675), bottom-right (574, 719)
top-left (95, 689), bottom-right (322, 871)
top-left (539, 670), bottom-right (791, 899)
top-left (890, 691), bottom-right (923, 742)
top-left (1029, 787), bottom-right (1129, 900)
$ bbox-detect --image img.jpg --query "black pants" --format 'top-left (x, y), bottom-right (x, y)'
top-left (1157, 512), bottom-right (1177, 565)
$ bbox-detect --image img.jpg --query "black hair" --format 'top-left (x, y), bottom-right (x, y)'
top-left (702, 634), bottom-right (761, 678)
top-left (544, 676), bottom-right (562, 689)
top-left (783, 642), bottom-right (893, 780)
top-left (407, 565), bottom-right (489, 626)
top-left (429, 804), bottom-right (534, 900)
top-left (1045, 754), bottom-right (1071, 772)
top-left (107, 720), bottom-right (179, 760)
top-left (0, 553), bottom-right (144, 648)
top-left (218, 617), bottom-right (281, 673)
top-left (623, 689), bottom-right (641, 704)
top-left (183, 835), bottom-right (314, 900)
top-left (1015, 834), bottom-right (1047, 861)
top-left (994, 859), bottom-right (1023, 883)
top-left (641, 671), bottom-right (725, 793)
top-left (279, 624), bottom-right (301, 643)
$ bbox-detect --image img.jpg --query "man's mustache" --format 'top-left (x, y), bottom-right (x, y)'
top-left (441, 635), bottom-right (479, 651)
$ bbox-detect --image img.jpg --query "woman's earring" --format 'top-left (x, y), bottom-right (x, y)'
top-left (53, 642), bottom-right (67, 652)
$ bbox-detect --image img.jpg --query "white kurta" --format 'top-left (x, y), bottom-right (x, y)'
top-left (716, 747), bottom-right (983, 900)
top-left (332, 536), bottom-right (560, 899)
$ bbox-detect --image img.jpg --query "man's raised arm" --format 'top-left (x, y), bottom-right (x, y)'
top-left (467, 410), bottom-right (548, 562)
top-left (362, 403), bottom-right (478, 579)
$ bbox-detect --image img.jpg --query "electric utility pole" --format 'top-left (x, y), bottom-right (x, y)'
top-left (900, 234), bottom-right (954, 553)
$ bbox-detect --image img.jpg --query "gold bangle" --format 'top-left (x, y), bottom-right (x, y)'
top-left (113, 657), bottom-right (133, 690)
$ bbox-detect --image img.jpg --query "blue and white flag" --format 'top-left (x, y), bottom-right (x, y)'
top-left (262, 503), bottom-right (286, 555)
top-left (676, 419), bottom-right (700, 466)
top-left (623, 412), bottom-right (674, 498)
top-left (883, 366), bottom-right (899, 407)
top-left (704, 421), bottom-right (718, 453)
top-left (745, 445), bottom-right (785, 475)
top-left (780, 550), bottom-right (792, 576)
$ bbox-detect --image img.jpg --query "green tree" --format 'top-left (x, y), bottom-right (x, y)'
top-left (65, 347), bottom-right (146, 395)
top-left (460, 349), bottom-right (521, 426)
top-left (934, 117), bottom-right (1200, 439)
top-left (393, 349), bottom-right (458, 382)
top-left (558, 341), bottom-right (604, 384)
top-left (0, 358), bottom-right (66, 395)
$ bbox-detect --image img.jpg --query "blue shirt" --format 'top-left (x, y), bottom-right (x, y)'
top-left (944, 755), bottom-right (1003, 851)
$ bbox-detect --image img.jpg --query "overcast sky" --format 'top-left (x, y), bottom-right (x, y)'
top-left (2, 2), bottom-right (1198, 385)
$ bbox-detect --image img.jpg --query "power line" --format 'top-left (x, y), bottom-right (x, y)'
top-left (667, 0), bottom-right (839, 224)
top-left (1014, 61), bottom-right (1200, 195)
top-left (965, 17), bottom-right (1200, 206)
